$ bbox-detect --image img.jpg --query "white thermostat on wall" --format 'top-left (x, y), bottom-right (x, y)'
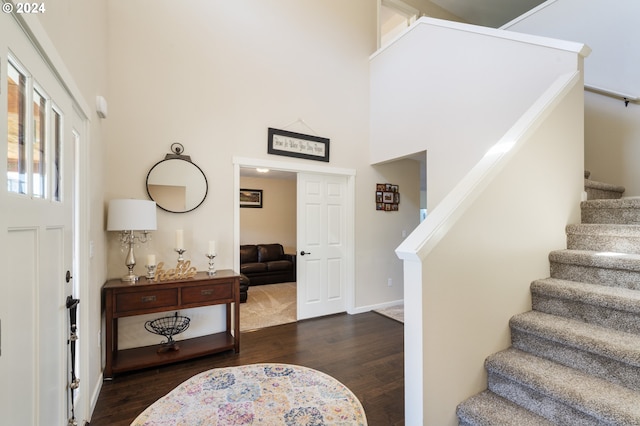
top-left (96, 95), bottom-right (108, 119)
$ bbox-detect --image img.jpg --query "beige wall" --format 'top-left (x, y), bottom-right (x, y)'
top-left (407, 76), bottom-right (585, 424)
top-left (105, 0), bottom-right (375, 274)
top-left (371, 18), bottom-right (589, 210)
top-left (504, 0), bottom-right (640, 195)
top-left (104, 1), bottom-right (419, 344)
top-left (585, 92), bottom-right (640, 196)
top-left (240, 176), bottom-right (297, 253)
top-left (25, 0), bottom-right (461, 419)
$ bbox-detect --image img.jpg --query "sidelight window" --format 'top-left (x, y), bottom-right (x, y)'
top-left (6, 55), bottom-right (61, 199)
top-left (7, 60), bottom-right (26, 194)
top-left (32, 87), bottom-right (47, 198)
top-left (52, 108), bottom-right (62, 201)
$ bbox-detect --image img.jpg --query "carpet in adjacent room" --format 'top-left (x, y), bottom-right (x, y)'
top-left (240, 282), bottom-right (297, 331)
top-left (373, 303), bottom-right (404, 323)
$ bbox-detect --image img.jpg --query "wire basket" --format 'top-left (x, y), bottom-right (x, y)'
top-left (144, 312), bottom-right (190, 350)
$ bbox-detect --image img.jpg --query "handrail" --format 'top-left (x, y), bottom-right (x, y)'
top-left (584, 84), bottom-right (638, 106)
top-left (396, 71), bottom-right (581, 262)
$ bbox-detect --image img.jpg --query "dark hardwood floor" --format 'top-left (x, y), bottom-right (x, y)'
top-left (90, 312), bottom-right (404, 425)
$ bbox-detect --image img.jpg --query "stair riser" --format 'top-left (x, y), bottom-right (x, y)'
top-left (566, 233), bottom-right (640, 254)
top-left (582, 208), bottom-right (640, 225)
top-left (550, 262), bottom-right (640, 290)
top-left (511, 329), bottom-right (640, 391)
top-left (586, 188), bottom-right (623, 200)
top-left (487, 372), bottom-right (602, 425)
top-left (456, 391), bottom-right (555, 426)
top-left (532, 293), bottom-right (640, 335)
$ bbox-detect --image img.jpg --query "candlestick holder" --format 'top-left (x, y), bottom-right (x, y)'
top-left (175, 248), bottom-right (186, 262)
top-left (145, 264), bottom-right (157, 280)
top-left (205, 254), bottom-right (216, 275)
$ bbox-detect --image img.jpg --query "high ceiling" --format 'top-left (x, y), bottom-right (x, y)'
top-left (431, 0), bottom-right (547, 28)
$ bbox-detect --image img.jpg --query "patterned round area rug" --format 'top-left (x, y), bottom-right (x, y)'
top-left (131, 363), bottom-right (367, 425)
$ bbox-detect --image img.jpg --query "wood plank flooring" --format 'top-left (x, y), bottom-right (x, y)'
top-left (90, 312), bottom-right (404, 425)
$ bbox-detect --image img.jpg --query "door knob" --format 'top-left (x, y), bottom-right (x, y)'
top-left (66, 270), bottom-right (73, 283)
top-left (300, 251), bottom-right (311, 256)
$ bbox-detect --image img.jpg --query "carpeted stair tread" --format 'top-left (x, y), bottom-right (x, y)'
top-left (486, 348), bottom-right (640, 424)
top-left (584, 178), bottom-right (625, 193)
top-left (567, 223), bottom-right (640, 237)
top-left (549, 250), bottom-right (640, 290)
top-left (550, 249), bottom-right (640, 271)
top-left (531, 278), bottom-right (640, 316)
top-left (581, 198), bottom-right (640, 224)
top-left (566, 223), bottom-right (640, 254)
top-left (510, 310), bottom-right (640, 391)
top-left (456, 390), bottom-right (555, 426)
top-left (584, 179), bottom-right (625, 200)
top-left (582, 198), bottom-right (640, 209)
top-left (510, 311), bottom-right (640, 367)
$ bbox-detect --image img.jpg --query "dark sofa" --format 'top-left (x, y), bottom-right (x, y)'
top-left (240, 243), bottom-right (296, 285)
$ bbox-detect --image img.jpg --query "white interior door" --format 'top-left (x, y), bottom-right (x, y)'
top-left (0, 11), bottom-right (75, 425)
top-left (297, 173), bottom-right (348, 320)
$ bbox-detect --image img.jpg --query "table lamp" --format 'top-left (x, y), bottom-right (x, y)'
top-left (107, 199), bottom-right (157, 282)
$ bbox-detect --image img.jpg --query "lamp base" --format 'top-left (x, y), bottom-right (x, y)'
top-left (122, 233), bottom-right (139, 283)
top-left (122, 268), bottom-right (139, 283)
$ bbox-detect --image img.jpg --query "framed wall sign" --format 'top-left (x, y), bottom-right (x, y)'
top-left (268, 127), bottom-right (330, 162)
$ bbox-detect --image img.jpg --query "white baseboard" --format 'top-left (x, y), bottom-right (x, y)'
top-left (88, 372), bottom-right (103, 422)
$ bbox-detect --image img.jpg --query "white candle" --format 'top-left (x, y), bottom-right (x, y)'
top-left (147, 254), bottom-right (156, 266)
top-left (209, 240), bottom-right (216, 255)
top-left (176, 229), bottom-right (184, 250)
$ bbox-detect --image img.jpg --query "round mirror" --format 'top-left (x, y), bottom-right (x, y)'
top-left (146, 158), bottom-right (208, 213)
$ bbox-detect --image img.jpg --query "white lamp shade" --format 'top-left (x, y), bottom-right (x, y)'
top-left (107, 199), bottom-right (157, 231)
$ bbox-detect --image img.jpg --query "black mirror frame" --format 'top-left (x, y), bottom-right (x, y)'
top-left (146, 148), bottom-right (208, 213)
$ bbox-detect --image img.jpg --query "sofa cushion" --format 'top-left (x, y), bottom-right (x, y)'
top-left (240, 245), bottom-right (258, 264)
top-left (257, 244), bottom-right (284, 263)
top-left (240, 262), bottom-right (267, 274)
top-left (265, 260), bottom-right (293, 272)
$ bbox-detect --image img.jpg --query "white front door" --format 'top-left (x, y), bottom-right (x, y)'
top-left (0, 11), bottom-right (76, 425)
top-left (297, 173), bottom-right (348, 320)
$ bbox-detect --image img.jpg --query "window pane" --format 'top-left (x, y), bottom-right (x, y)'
top-left (32, 88), bottom-right (46, 198)
top-left (53, 110), bottom-right (61, 201)
top-left (7, 62), bottom-right (26, 194)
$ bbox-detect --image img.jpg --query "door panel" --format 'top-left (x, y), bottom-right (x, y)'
top-left (297, 173), bottom-right (347, 320)
top-left (0, 11), bottom-right (74, 425)
top-left (40, 226), bottom-right (66, 421)
top-left (6, 228), bottom-right (38, 426)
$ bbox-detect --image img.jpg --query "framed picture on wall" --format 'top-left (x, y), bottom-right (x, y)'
top-left (240, 189), bottom-right (263, 208)
top-left (376, 183), bottom-right (400, 211)
top-left (267, 127), bottom-right (330, 162)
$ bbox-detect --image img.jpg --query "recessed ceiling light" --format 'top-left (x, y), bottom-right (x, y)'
top-left (256, 168), bottom-right (270, 173)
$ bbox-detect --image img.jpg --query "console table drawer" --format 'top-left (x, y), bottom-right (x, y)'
top-left (115, 288), bottom-right (179, 314)
top-left (182, 283), bottom-right (233, 304)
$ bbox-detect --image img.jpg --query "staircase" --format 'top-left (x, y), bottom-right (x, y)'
top-left (457, 175), bottom-right (640, 425)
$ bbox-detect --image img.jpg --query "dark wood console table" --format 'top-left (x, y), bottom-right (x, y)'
top-left (102, 270), bottom-right (240, 378)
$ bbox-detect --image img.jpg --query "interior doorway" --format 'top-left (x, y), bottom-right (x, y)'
top-left (234, 157), bottom-right (356, 326)
top-left (239, 167), bottom-right (297, 331)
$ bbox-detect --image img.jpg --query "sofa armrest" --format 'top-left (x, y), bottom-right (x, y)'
top-left (284, 253), bottom-right (296, 277)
